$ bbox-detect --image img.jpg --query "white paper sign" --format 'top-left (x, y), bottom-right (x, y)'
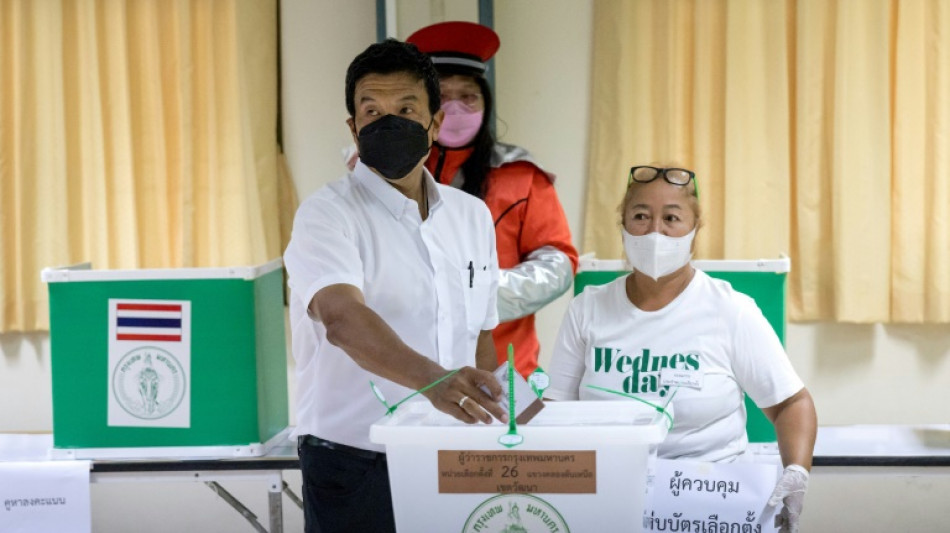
top-left (107, 299), bottom-right (192, 428)
top-left (0, 461), bottom-right (91, 533)
top-left (645, 459), bottom-right (781, 532)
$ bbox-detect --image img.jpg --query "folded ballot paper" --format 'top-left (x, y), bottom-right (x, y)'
top-left (491, 361), bottom-right (545, 424)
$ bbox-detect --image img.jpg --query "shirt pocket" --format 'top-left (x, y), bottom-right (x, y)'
top-left (460, 262), bottom-right (493, 332)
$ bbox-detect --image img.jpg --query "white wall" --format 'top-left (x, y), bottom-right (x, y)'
top-left (788, 322), bottom-right (950, 424)
top-left (3, 0), bottom-right (950, 531)
top-left (0, 333), bottom-right (52, 432)
top-left (280, 0), bottom-right (377, 201)
top-left (493, 1), bottom-right (593, 374)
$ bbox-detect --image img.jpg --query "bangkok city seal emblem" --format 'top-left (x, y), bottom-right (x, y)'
top-left (462, 493), bottom-right (570, 533)
top-left (112, 346), bottom-right (186, 420)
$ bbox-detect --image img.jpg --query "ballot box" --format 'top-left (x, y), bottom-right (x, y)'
top-left (575, 257), bottom-right (790, 443)
top-left (41, 259), bottom-right (289, 459)
top-left (370, 401), bottom-right (668, 532)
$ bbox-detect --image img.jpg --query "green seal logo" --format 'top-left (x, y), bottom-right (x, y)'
top-left (462, 493), bottom-right (570, 533)
top-left (112, 346), bottom-right (185, 419)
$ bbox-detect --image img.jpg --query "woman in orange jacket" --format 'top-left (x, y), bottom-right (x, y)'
top-left (407, 21), bottom-right (579, 378)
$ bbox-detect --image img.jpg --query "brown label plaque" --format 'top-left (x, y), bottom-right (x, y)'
top-left (437, 450), bottom-right (596, 494)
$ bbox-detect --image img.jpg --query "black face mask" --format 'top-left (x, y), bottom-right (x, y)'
top-left (357, 114), bottom-right (432, 180)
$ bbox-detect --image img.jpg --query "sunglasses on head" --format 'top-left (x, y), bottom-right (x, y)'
top-left (628, 166), bottom-right (699, 199)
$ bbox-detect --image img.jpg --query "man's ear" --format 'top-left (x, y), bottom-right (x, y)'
top-left (429, 109), bottom-right (445, 142)
top-left (346, 116), bottom-right (358, 145)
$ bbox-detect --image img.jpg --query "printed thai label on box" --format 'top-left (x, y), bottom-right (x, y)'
top-left (107, 299), bottom-right (192, 428)
top-left (438, 450), bottom-right (596, 494)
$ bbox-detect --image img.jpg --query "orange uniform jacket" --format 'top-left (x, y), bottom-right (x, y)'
top-left (426, 143), bottom-right (579, 377)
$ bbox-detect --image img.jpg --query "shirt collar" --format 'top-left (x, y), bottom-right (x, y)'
top-left (354, 160), bottom-right (443, 220)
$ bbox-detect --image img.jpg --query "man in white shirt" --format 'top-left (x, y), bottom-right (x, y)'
top-left (283, 39), bottom-right (507, 533)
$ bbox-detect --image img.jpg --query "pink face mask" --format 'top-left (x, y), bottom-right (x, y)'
top-left (437, 100), bottom-right (484, 148)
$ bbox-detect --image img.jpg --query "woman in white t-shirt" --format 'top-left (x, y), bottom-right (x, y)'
top-left (547, 165), bottom-right (817, 533)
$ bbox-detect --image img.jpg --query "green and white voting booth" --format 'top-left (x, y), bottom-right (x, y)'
top-left (41, 259), bottom-right (289, 458)
top-left (574, 256), bottom-right (791, 443)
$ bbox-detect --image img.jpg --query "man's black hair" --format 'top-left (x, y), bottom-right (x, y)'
top-left (345, 39), bottom-right (441, 118)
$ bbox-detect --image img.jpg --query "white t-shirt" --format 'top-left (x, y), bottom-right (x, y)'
top-left (546, 270), bottom-right (803, 462)
top-left (284, 161), bottom-right (499, 451)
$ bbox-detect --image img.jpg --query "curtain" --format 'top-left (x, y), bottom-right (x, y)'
top-left (0, 0), bottom-right (294, 332)
top-left (585, 0), bottom-right (950, 323)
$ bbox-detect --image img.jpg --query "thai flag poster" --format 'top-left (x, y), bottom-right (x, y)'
top-left (107, 299), bottom-right (191, 428)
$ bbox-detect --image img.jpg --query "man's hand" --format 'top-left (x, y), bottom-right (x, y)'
top-left (422, 367), bottom-right (507, 424)
top-left (312, 285), bottom-right (507, 425)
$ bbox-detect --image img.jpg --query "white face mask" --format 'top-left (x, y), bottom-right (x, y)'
top-left (622, 227), bottom-right (696, 280)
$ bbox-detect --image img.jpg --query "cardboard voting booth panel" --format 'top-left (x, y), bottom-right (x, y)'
top-left (42, 259), bottom-right (289, 458)
top-left (575, 258), bottom-right (790, 443)
top-left (371, 401), bottom-right (668, 532)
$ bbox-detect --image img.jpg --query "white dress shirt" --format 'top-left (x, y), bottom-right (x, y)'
top-left (284, 161), bottom-right (499, 451)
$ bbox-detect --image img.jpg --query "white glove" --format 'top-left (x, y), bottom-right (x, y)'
top-left (767, 464), bottom-right (809, 533)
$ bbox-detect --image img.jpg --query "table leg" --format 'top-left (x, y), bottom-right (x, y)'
top-left (204, 481), bottom-right (268, 533)
top-left (268, 474), bottom-right (283, 533)
top-left (281, 480), bottom-right (303, 510)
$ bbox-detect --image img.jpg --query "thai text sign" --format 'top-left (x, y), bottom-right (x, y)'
top-left (438, 450), bottom-right (596, 494)
top-left (0, 460), bottom-right (91, 533)
top-left (645, 458), bottom-right (781, 532)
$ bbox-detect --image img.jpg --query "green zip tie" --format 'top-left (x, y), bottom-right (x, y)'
top-left (585, 384), bottom-right (675, 431)
top-left (371, 368), bottom-right (461, 416)
top-left (498, 343), bottom-right (524, 448)
top-left (528, 367), bottom-right (550, 399)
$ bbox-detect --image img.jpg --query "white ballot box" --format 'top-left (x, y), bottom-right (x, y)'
top-left (371, 401), bottom-right (669, 532)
